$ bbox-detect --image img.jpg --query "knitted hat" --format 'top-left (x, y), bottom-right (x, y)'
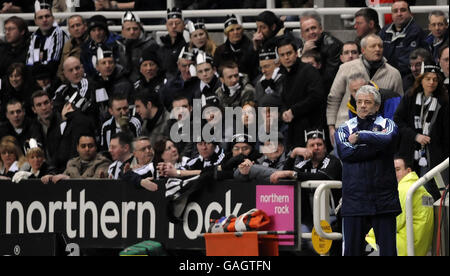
top-left (88, 15), bottom-right (109, 33)
top-left (139, 50), bottom-right (160, 67)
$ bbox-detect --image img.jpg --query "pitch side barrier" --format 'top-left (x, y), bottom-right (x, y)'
top-left (0, 178), bottom-right (303, 254)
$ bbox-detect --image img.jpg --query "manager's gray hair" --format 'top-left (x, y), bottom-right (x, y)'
top-left (355, 85), bottom-right (381, 106)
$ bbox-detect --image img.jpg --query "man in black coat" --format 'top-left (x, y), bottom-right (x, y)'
top-left (0, 99), bottom-right (43, 153)
top-left (54, 56), bottom-right (100, 128)
top-left (300, 11), bottom-right (343, 94)
top-left (0, 16), bottom-right (30, 77)
top-left (158, 7), bottom-right (188, 81)
top-left (277, 38), bottom-right (326, 150)
top-left (159, 46), bottom-right (197, 111)
top-left (92, 45), bottom-right (133, 123)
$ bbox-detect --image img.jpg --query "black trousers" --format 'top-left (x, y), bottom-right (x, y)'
top-left (342, 213), bottom-right (397, 256)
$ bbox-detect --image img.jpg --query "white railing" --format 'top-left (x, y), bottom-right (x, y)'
top-left (296, 180), bottom-right (342, 254)
top-left (405, 158), bottom-right (449, 256)
top-left (0, 6), bottom-right (447, 38)
top-left (311, 181), bottom-right (343, 241)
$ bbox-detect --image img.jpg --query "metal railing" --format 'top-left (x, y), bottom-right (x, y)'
top-left (296, 180), bottom-right (342, 254)
top-left (405, 158), bottom-right (449, 256)
top-left (0, 6), bottom-right (447, 38)
top-left (311, 181), bottom-right (343, 241)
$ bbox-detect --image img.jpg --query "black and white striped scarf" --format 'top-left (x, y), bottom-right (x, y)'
top-left (414, 92), bottom-right (438, 167)
top-left (26, 25), bottom-right (67, 66)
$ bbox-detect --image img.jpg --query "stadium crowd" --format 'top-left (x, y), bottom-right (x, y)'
top-left (0, 0), bottom-right (448, 256)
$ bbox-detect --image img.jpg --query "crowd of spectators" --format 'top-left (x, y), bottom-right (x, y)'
top-left (0, 0), bottom-right (448, 256)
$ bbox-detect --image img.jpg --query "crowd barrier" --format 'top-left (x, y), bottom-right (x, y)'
top-left (0, 178), bottom-right (301, 255)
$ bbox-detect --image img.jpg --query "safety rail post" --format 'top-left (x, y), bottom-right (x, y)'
top-left (405, 158), bottom-right (449, 256)
top-left (299, 181), bottom-right (343, 242)
top-left (309, 181), bottom-right (343, 241)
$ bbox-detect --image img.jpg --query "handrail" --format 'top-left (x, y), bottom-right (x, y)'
top-left (0, 6), bottom-right (446, 37)
top-left (303, 180), bottom-right (343, 241)
top-left (405, 158), bottom-right (449, 256)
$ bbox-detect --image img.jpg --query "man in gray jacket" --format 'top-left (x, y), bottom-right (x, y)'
top-left (327, 34), bottom-right (403, 146)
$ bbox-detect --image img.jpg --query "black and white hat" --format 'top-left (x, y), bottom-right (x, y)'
top-left (122, 10), bottom-right (141, 24)
top-left (259, 47), bottom-right (278, 61)
top-left (23, 138), bottom-right (42, 155)
top-left (178, 46), bottom-right (195, 61)
top-left (92, 45), bottom-right (114, 67)
top-left (421, 62), bottom-right (442, 74)
top-left (304, 129), bottom-right (325, 143)
top-left (187, 19), bottom-right (206, 34)
top-left (224, 14), bottom-right (242, 30)
top-left (195, 50), bottom-right (213, 66)
top-left (34, 0), bottom-right (51, 13)
top-left (167, 7), bottom-right (183, 20)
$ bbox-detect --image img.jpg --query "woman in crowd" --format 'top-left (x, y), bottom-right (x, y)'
top-left (0, 137), bottom-right (26, 179)
top-left (153, 137), bottom-right (190, 172)
top-left (394, 62), bottom-right (449, 200)
top-left (23, 145), bottom-right (57, 179)
top-left (0, 63), bottom-right (36, 121)
top-left (187, 19), bottom-right (217, 57)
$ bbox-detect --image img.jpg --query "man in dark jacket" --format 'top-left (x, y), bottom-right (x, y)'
top-left (0, 16), bottom-right (30, 77)
top-left (133, 50), bottom-right (167, 96)
top-left (254, 47), bottom-right (284, 109)
top-left (116, 11), bottom-right (159, 83)
top-left (54, 56), bottom-right (100, 128)
top-left (300, 11), bottom-right (343, 93)
top-left (379, 1), bottom-right (428, 76)
top-left (277, 38), bottom-right (326, 150)
top-left (158, 7), bottom-right (188, 81)
top-left (425, 10), bottom-right (448, 64)
top-left (80, 15), bottom-right (120, 77)
top-left (159, 46), bottom-right (197, 111)
top-left (92, 45), bottom-right (133, 123)
top-left (26, 2), bottom-right (68, 78)
top-left (0, 99), bottom-right (43, 153)
top-left (335, 85), bottom-right (401, 256)
top-left (252, 10), bottom-right (302, 52)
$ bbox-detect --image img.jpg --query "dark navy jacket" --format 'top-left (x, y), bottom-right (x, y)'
top-left (335, 115), bottom-right (401, 217)
top-left (379, 18), bottom-right (427, 76)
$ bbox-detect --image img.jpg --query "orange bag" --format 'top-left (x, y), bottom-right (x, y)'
top-left (208, 209), bottom-right (270, 233)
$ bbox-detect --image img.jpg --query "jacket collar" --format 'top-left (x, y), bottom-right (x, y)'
top-left (385, 17), bottom-right (414, 42)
